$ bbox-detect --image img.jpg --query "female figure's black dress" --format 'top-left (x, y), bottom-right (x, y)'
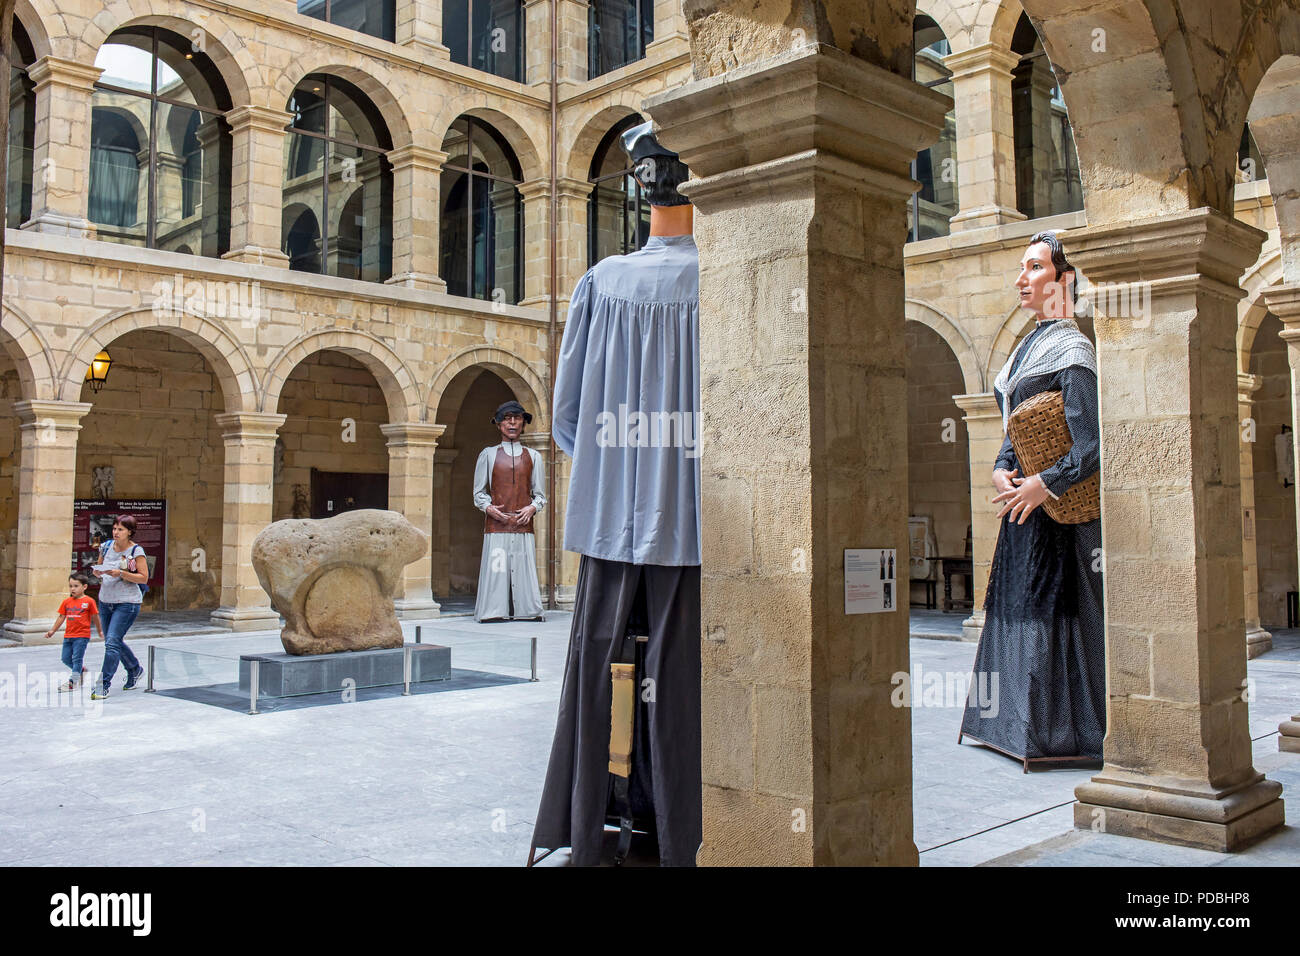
top-left (959, 326), bottom-right (1106, 763)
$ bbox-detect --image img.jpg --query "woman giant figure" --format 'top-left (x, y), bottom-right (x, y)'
top-left (958, 232), bottom-right (1106, 767)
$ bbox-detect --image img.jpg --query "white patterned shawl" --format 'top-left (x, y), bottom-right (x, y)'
top-left (993, 319), bottom-right (1098, 428)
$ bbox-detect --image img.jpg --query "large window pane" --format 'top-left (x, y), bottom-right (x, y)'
top-left (589, 0), bottom-right (653, 79)
top-left (446, 0), bottom-right (525, 81)
top-left (328, 142), bottom-right (392, 282)
top-left (588, 116), bottom-right (650, 265)
top-left (283, 131), bottom-right (325, 273)
top-left (298, 0), bottom-right (395, 43)
top-left (155, 105), bottom-right (230, 257)
top-left (908, 16), bottom-right (957, 241)
top-left (88, 93), bottom-right (145, 244)
top-left (1011, 14), bottom-right (1083, 220)
top-left (94, 39), bottom-right (153, 91)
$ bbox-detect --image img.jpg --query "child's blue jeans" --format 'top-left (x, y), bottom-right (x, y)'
top-left (61, 637), bottom-right (89, 674)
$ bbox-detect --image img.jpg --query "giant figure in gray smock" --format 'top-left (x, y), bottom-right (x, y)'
top-left (531, 121), bottom-right (702, 866)
top-left (473, 400), bottom-right (546, 622)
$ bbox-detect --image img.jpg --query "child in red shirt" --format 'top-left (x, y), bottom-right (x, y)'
top-left (46, 572), bottom-right (104, 692)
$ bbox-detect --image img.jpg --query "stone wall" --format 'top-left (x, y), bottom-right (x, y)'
top-left (1250, 312), bottom-right (1298, 626)
top-left (0, 353), bottom-right (20, 619)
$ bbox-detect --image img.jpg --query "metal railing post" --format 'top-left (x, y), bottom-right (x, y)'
top-left (530, 637), bottom-right (538, 682)
top-left (403, 644), bottom-right (412, 696)
top-left (145, 644), bottom-right (156, 693)
top-left (248, 659), bottom-right (260, 715)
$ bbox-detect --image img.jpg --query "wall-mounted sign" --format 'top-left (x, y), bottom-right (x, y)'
top-left (72, 499), bottom-right (167, 596)
top-left (845, 548), bottom-right (897, 614)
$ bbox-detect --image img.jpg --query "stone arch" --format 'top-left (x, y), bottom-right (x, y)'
top-left (1020, 0), bottom-right (1216, 219)
top-left (914, 0), bottom-right (973, 53)
top-left (434, 105), bottom-right (544, 184)
top-left (1244, 48), bottom-right (1300, 283)
top-left (984, 0), bottom-right (1025, 52)
top-left (58, 306), bottom-right (256, 411)
top-left (561, 101), bottom-right (645, 184)
top-left (0, 302), bottom-right (57, 400)
top-left (984, 304), bottom-right (1036, 387)
top-left (78, 5), bottom-right (257, 107)
top-left (905, 298), bottom-right (983, 393)
top-left (275, 63), bottom-right (413, 149)
top-left (426, 346), bottom-right (548, 444)
top-left (13, 0), bottom-right (53, 60)
top-left (1239, 248), bottom-right (1286, 367)
top-left (262, 330), bottom-right (422, 422)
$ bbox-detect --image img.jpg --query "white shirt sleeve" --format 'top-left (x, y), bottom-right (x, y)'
top-left (473, 448), bottom-right (493, 512)
top-left (529, 448), bottom-right (546, 512)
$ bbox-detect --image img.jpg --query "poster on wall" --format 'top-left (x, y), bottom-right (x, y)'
top-left (72, 499), bottom-right (166, 599)
top-left (844, 548), bottom-right (897, 614)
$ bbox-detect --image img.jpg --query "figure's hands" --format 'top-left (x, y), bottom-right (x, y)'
top-left (513, 505), bottom-right (536, 526)
top-left (486, 504), bottom-right (510, 524)
top-left (992, 468), bottom-right (1018, 496)
top-left (993, 473), bottom-right (1050, 524)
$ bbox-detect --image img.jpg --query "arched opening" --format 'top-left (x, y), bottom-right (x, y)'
top-left (74, 330), bottom-right (229, 612)
top-left (443, 0), bottom-right (525, 81)
top-left (1010, 13), bottom-right (1084, 221)
top-left (0, 343), bottom-right (21, 620)
top-left (430, 367), bottom-right (520, 608)
top-left (905, 321), bottom-right (972, 617)
top-left (588, 113), bottom-right (649, 266)
top-left (7, 16), bottom-right (36, 229)
top-left (440, 116), bottom-right (523, 303)
top-left (273, 350), bottom-right (390, 523)
top-left (909, 15), bottom-right (957, 242)
top-left (1248, 312), bottom-right (1297, 631)
top-left (89, 25), bottom-right (232, 256)
top-left (282, 74), bottom-right (393, 282)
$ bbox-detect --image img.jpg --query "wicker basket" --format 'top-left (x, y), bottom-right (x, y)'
top-left (1006, 390), bottom-right (1100, 524)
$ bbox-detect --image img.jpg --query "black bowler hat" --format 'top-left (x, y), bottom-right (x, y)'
top-left (620, 120), bottom-right (679, 165)
top-left (492, 400), bottom-right (532, 424)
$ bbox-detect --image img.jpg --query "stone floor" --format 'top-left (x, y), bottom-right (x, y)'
top-left (0, 611), bottom-right (1295, 866)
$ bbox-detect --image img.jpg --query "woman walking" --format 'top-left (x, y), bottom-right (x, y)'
top-left (958, 231), bottom-right (1106, 767)
top-left (91, 514), bottom-right (150, 700)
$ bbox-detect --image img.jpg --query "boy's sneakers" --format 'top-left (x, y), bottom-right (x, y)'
top-left (58, 676), bottom-right (81, 692)
top-left (122, 665), bottom-right (145, 691)
top-left (91, 685), bottom-right (109, 700)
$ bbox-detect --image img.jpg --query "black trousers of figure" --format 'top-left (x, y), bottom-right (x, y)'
top-left (531, 555), bottom-right (702, 866)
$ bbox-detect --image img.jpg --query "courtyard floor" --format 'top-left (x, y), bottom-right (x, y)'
top-left (0, 611), bottom-right (1296, 866)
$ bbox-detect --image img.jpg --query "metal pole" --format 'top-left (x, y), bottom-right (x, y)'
top-left (530, 636), bottom-right (538, 682)
top-left (403, 644), bottom-right (412, 695)
top-left (415, 625), bottom-right (422, 644)
top-left (145, 643), bottom-right (155, 693)
top-left (248, 659), bottom-right (260, 715)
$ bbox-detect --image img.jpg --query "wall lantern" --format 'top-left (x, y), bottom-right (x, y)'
top-left (85, 350), bottom-right (112, 392)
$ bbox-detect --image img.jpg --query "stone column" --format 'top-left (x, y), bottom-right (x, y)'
top-left (517, 180), bottom-right (550, 307)
top-left (387, 145), bottom-right (448, 292)
top-left (646, 0), bottom-right (689, 57)
top-left (1237, 373), bottom-right (1272, 658)
top-left (224, 105), bottom-right (292, 268)
top-left (430, 448), bottom-right (460, 597)
top-left (645, 45), bottom-right (949, 866)
top-left (944, 44), bottom-right (1025, 232)
top-left (521, 431), bottom-right (552, 600)
top-left (953, 392), bottom-right (1002, 641)
top-left (556, 176), bottom-right (594, 309)
top-left (1067, 209), bottom-right (1283, 851)
top-left (211, 412), bottom-right (286, 631)
top-left (24, 57), bottom-right (101, 237)
top-left (397, 0), bottom-right (452, 60)
top-left (546, 0), bottom-right (589, 85)
top-left (2, 401), bottom-right (93, 643)
top-left (382, 422), bottom-right (445, 618)
top-left (1262, 282), bottom-right (1300, 753)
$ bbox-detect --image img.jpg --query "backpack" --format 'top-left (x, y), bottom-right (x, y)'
top-left (100, 541), bottom-right (150, 597)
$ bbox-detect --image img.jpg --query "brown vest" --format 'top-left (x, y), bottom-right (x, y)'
top-left (484, 446), bottom-right (535, 534)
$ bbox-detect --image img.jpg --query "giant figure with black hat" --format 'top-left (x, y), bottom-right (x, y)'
top-left (530, 121), bottom-right (701, 865)
top-left (472, 399), bottom-right (546, 622)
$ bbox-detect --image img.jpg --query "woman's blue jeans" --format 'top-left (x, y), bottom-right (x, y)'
top-left (98, 602), bottom-right (141, 689)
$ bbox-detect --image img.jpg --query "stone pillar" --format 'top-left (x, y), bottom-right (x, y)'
top-left (24, 57), bottom-right (100, 237)
top-left (556, 177), bottom-right (594, 309)
top-left (2, 401), bottom-right (93, 643)
top-left (953, 392), bottom-right (1002, 641)
top-left (397, 0), bottom-right (452, 60)
top-left (430, 447), bottom-right (460, 597)
top-left (382, 422), bottom-right (445, 618)
top-left (944, 44), bottom-right (1025, 232)
top-left (1262, 282), bottom-right (1300, 753)
top-left (1237, 373), bottom-right (1272, 658)
top-left (518, 180), bottom-right (550, 307)
top-left (544, 0), bottom-right (589, 85)
top-left (645, 45), bottom-right (949, 866)
top-left (224, 106), bottom-right (292, 268)
top-left (646, 0), bottom-right (689, 57)
top-left (387, 145), bottom-right (449, 292)
top-left (211, 412), bottom-right (286, 631)
top-left (1067, 209), bottom-right (1283, 851)
top-left (521, 431), bottom-right (552, 600)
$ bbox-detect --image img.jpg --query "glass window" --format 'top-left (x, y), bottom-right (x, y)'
top-left (1011, 14), bottom-right (1084, 220)
top-left (282, 75), bottom-right (393, 282)
top-left (7, 18), bottom-right (36, 229)
top-left (589, 0), bottom-right (654, 79)
top-left (908, 15), bottom-right (957, 243)
top-left (297, 0), bottom-right (395, 43)
top-left (588, 115), bottom-right (649, 266)
top-left (444, 0), bottom-right (525, 82)
top-left (89, 27), bottom-right (232, 256)
top-left (1238, 123), bottom-right (1267, 185)
top-left (439, 116), bottom-right (523, 303)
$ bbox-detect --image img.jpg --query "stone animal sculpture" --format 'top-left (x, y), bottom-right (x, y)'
top-left (252, 509), bottom-right (427, 656)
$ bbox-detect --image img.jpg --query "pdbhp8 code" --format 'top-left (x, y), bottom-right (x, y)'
top-left (1198, 893), bottom-right (1249, 904)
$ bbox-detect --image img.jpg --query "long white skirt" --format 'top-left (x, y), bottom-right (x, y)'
top-left (474, 532), bottom-right (544, 621)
